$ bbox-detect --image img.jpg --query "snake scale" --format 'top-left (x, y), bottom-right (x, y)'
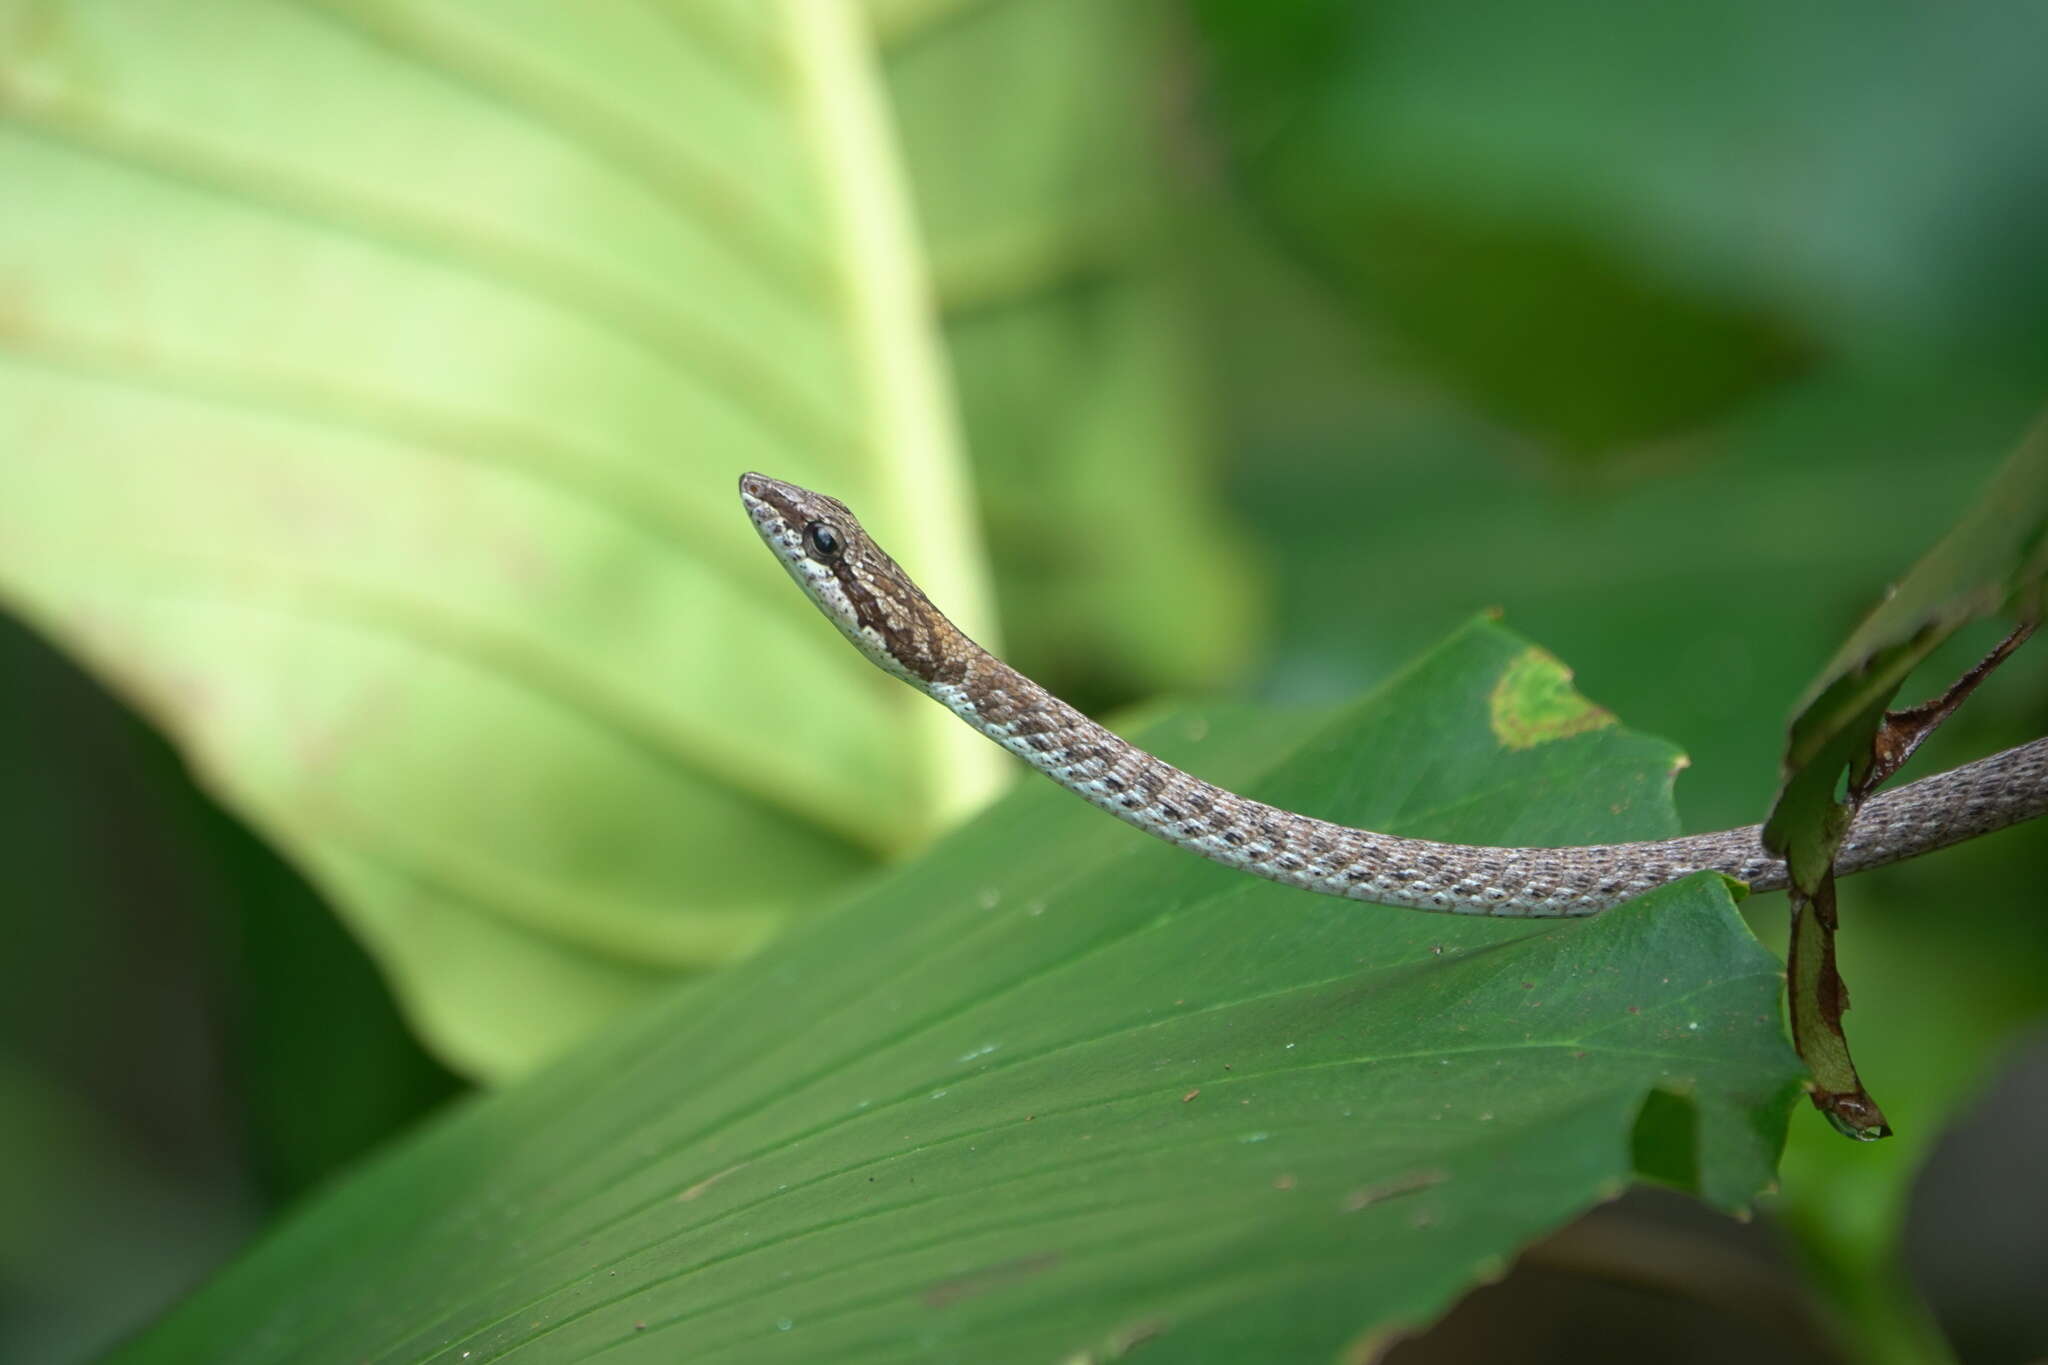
top-left (742, 473), bottom-right (2048, 917)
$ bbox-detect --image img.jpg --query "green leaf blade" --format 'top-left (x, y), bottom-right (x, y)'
top-left (0, 0), bottom-right (1010, 1076)
top-left (112, 620), bottom-right (1802, 1364)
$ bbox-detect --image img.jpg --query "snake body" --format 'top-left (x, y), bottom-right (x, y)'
top-left (741, 473), bottom-right (2048, 917)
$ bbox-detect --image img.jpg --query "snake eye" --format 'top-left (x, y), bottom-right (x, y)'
top-left (804, 521), bottom-right (842, 560)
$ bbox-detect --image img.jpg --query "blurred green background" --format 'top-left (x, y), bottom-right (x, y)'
top-left (5, 1), bottom-right (2048, 1362)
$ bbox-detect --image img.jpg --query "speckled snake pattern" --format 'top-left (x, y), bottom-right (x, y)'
top-left (742, 473), bottom-right (2048, 917)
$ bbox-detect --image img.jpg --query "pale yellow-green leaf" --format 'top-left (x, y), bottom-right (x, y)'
top-left (0, 0), bottom-right (1005, 1078)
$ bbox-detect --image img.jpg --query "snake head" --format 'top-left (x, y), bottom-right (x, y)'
top-left (739, 472), bottom-right (963, 687)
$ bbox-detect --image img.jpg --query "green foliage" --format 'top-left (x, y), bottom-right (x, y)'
top-left (111, 621), bottom-right (1802, 1365)
top-left (0, 0), bottom-right (932, 1077)
top-left (1193, 0), bottom-right (2048, 453)
top-left (1761, 416), bottom-right (2048, 1136)
top-left (6, 1), bottom-right (2048, 1360)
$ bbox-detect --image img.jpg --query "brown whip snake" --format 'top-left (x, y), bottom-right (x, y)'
top-left (741, 473), bottom-right (2048, 916)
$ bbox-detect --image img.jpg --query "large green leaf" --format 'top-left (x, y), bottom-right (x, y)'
top-left (0, 0), bottom-right (1017, 1077)
top-left (1203, 235), bottom-right (2048, 1361)
top-left (114, 621), bottom-right (1803, 1364)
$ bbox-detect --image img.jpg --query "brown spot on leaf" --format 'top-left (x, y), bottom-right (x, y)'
top-left (676, 1163), bottom-right (747, 1202)
top-left (1342, 1168), bottom-right (1448, 1212)
top-left (923, 1252), bottom-right (1061, 1308)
